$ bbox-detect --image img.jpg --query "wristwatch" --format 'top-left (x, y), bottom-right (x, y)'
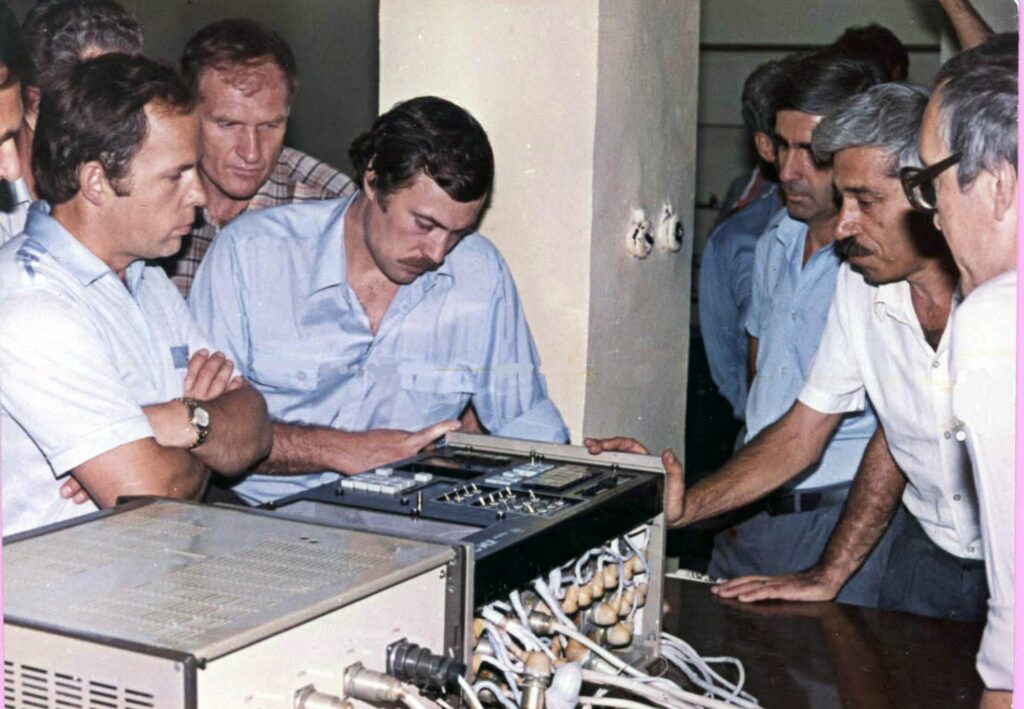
top-left (179, 397), bottom-right (211, 449)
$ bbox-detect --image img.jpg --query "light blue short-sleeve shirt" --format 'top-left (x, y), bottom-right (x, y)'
top-left (0, 204), bottom-right (212, 536)
top-left (699, 187), bottom-right (782, 420)
top-left (744, 213), bottom-right (877, 489)
top-left (190, 194), bottom-right (569, 505)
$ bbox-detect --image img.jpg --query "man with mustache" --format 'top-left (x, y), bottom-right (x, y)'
top-left (696, 51), bottom-right (888, 604)
top-left (592, 82), bottom-right (986, 620)
top-left (189, 96), bottom-right (568, 506)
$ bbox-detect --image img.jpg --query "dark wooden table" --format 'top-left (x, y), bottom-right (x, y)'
top-left (661, 578), bottom-right (984, 708)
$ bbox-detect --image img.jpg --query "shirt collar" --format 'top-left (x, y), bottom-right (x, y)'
top-left (307, 193), bottom-right (456, 297)
top-left (23, 201), bottom-right (112, 286)
top-left (872, 272), bottom-right (962, 330)
top-left (771, 211), bottom-right (804, 246)
top-left (10, 178), bottom-right (32, 204)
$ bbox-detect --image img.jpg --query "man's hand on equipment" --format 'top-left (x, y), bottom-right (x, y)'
top-left (583, 436), bottom-right (650, 455)
top-left (711, 566), bottom-right (843, 603)
top-left (343, 420), bottom-right (463, 472)
top-left (583, 436), bottom-right (686, 527)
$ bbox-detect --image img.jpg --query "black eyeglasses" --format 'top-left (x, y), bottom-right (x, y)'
top-left (900, 152), bottom-right (961, 213)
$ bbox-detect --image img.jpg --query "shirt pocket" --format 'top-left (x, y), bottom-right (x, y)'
top-left (250, 348), bottom-right (320, 392)
top-left (399, 363), bottom-right (476, 395)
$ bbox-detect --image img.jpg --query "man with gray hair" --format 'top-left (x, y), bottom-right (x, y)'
top-left (1, 0), bottom-right (143, 243)
top-left (907, 33), bottom-right (1017, 703)
top-left (591, 82), bottom-right (985, 618)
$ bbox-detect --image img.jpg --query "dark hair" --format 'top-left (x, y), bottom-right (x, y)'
top-left (33, 53), bottom-right (194, 204)
top-left (741, 59), bottom-right (789, 136)
top-left (349, 96), bottom-right (494, 203)
top-left (934, 33), bottom-right (1018, 188)
top-left (833, 24), bottom-right (909, 80)
top-left (22, 0), bottom-right (143, 94)
top-left (181, 18), bottom-right (297, 100)
top-left (0, 1), bottom-right (31, 90)
top-left (774, 50), bottom-right (886, 119)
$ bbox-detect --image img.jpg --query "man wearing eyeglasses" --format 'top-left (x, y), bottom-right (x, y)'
top-left (912, 35), bottom-right (1016, 706)
top-left (589, 81), bottom-right (988, 621)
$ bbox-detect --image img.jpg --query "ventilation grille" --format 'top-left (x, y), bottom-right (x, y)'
top-left (3, 662), bottom-right (155, 709)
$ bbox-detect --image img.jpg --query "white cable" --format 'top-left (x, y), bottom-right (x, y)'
top-left (580, 696), bottom-right (661, 709)
top-left (552, 623), bottom-right (646, 679)
top-left (472, 680), bottom-right (519, 709)
top-left (533, 578), bottom-right (574, 626)
top-left (457, 676), bottom-right (484, 709)
top-left (510, 590), bottom-right (531, 627)
top-left (661, 633), bottom-right (757, 707)
top-left (397, 687), bottom-right (437, 709)
top-left (581, 670), bottom-right (746, 709)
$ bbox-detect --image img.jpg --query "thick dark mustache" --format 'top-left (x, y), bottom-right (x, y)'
top-left (835, 238), bottom-right (873, 261)
top-left (398, 256), bottom-right (442, 272)
top-left (782, 181), bottom-right (812, 198)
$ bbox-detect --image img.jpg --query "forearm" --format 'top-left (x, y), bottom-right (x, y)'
top-left (75, 440), bottom-right (210, 508)
top-left (256, 422), bottom-right (362, 475)
top-left (143, 386), bottom-right (272, 475)
top-left (194, 386), bottom-right (272, 474)
top-left (937, 0), bottom-right (993, 48)
top-left (679, 402), bottom-right (839, 526)
top-left (814, 427), bottom-right (906, 587)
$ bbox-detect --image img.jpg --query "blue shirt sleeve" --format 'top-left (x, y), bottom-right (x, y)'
top-left (188, 225), bottom-right (251, 371)
top-left (473, 255), bottom-right (569, 444)
top-left (745, 229), bottom-right (771, 339)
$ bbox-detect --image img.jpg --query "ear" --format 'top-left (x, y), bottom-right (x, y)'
top-left (990, 159), bottom-right (1017, 223)
top-left (363, 165), bottom-right (378, 200)
top-left (78, 161), bottom-right (110, 206)
top-left (754, 132), bottom-right (775, 164)
top-left (23, 86), bottom-right (40, 132)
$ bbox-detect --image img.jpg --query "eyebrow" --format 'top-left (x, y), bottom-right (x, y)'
top-left (840, 185), bottom-right (885, 198)
top-left (772, 133), bottom-right (813, 151)
top-left (412, 210), bottom-right (477, 236)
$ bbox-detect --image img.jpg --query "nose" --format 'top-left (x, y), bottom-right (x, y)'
top-left (834, 199), bottom-right (859, 241)
top-left (422, 235), bottom-right (449, 266)
top-left (236, 127), bottom-right (261, 165)
top-left (0, 138), bottom-right (21, 182)
top-left (187, 169), bottom-right (207, 208)
top-left (777, 149), bottom-right (803, 185)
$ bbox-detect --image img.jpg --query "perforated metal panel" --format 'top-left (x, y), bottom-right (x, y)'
top-left (4, 500), bottom-right (453, 661)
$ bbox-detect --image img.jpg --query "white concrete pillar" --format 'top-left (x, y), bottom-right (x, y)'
top-left (380, 1), bottom-right (699, 452)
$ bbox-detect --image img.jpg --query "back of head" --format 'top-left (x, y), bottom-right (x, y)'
top-left (812, 82), bottom-right (931, 175)
top-left (181, 17), bottom-right (298, 100)
top-left (22, 0), bottom-right (143, 94)
top-left (934, 32), bottom-right (1018, 188)
top-left (0, 0), bottom-right (31, 90)
top-left (832, 23), bottom-right (909, 80)
top-left (349, 96), bottom-right (494, 203)
top-left (741, 59), bottom-right (790, 137)
top-left (33, 52), bottom-right (193, 204)
top-left (774, 50), bottom-right (887, 119)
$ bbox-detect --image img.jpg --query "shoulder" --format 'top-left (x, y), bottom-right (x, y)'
top-left (0, 234), bottom-right (74, 301)
top-left (219, 196), bottom-right (351, 253)
top-left (954, 271), bottom-right (1016, 346)
top-left (446, 233), bottom-right (510, 283)
top-left (274, 146), bottom-right (357, 199)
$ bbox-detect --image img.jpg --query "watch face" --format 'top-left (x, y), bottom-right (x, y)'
top-left (194, 406), bottom-right (211, 428)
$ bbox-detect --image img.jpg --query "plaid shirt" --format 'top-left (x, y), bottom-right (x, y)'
top-left (162, 146), bottom-right (356, 296)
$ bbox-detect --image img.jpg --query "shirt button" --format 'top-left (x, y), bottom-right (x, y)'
top-left (932, 360), bottom-right (940, 368)
top-left (944, 431), bottom-right (952, 439)
top-left (791, 312), bottom-right (798, 321)
top-left (297, 371), bottom-right (307, 381)
top-left (955, 429), bottom-right (967, 442)
top-left (953, 494), bottom-right (962, 501)
top-left (968, 546), bottom-right (975, 553)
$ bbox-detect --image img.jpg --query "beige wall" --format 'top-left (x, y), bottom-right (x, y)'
top-left (380, 1), bottom-right (698, 452)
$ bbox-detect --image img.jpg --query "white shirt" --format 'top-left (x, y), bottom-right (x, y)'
top-left (0, 178), bottom-right (32, 245)
top-left (0, 204), bottom-right (211, 536)
top-left (798, 264), bottom-right (981, 560)
top-left (951, 268), bottom-right (1016, 691)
